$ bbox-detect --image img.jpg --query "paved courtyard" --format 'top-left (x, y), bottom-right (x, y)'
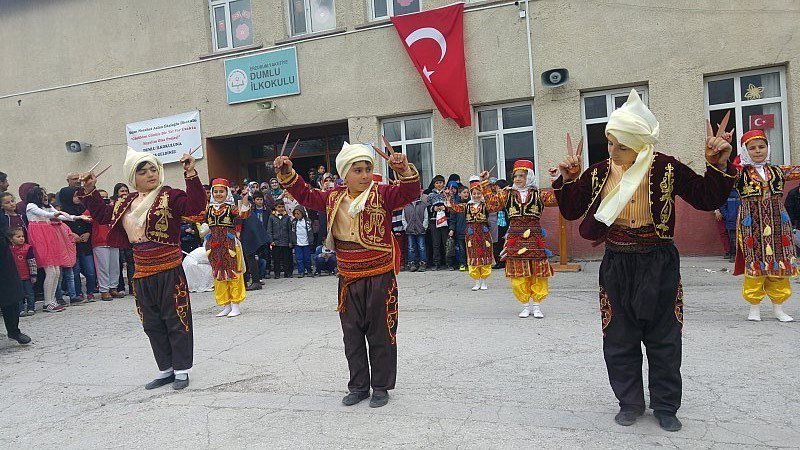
top-left (1, 256), bottom-right (799, 449)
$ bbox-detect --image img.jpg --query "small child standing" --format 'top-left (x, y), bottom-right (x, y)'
top-left (482, 160), bottom-right (556, 318)
top-left (291, 206), bottom-right (314, 277)
top-left (447, 177), bottom-right (499, 291)
top-left (268, 201), bottom-right (295, 278)
top-left (205, 178), bottom-right (247, 317)
top-left (733, 130), bottom-right (800, 322)
top-left (402, 192), bottom-right (428, 272)
top-left (448, 186), bottom-right (469, 271)
top-left (9, 227), bottom-right (37, 316)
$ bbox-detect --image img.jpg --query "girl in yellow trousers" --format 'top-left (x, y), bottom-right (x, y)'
top-left (733, 129), bottom-right (799, 322)
top-left (205, 178), bottom-right (247, 317)
top-left (446, 176), bottom-right (503, 291)
top-left (481, 160), bottom-right (556, 318)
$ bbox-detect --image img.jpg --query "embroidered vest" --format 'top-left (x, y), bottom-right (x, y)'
top-left (737, 165), bottom-right (783, 199)
top-left (505, 189), bottom-right (543, 219)
top-left (465, 203), bottom-right (488, 223)
top-left (206, 204), bottom-right (237, 228)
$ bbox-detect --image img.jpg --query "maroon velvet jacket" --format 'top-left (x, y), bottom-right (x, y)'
top-left (279, 168), bottom-right (421, 253)
top-left (80, 174), bottom-right (207, 248)
top-left (553, 153), bottom-right (737, 241)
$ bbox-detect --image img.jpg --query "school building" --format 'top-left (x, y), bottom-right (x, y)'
top-left (1, 0), bottom-right (798, 257)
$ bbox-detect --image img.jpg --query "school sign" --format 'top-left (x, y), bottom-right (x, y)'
top-left (224, 47), bottom-right (300, 104)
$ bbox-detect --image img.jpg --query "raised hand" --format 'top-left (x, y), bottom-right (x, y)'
top-left (180, 153), bottom-right (196, 175)
top-left (273, 155), bottom-right (293, 175)
top-left (706, 111), bottom-right (733, 169)
top-left (479, 171), bottom-right (490, 182)
top-left (556, 133), bottom-right (584, 181)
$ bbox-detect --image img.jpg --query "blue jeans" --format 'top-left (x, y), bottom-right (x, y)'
top-left (294, 245), bottom-right (312, 274)
top-left (72, 253), bottom-right (98, 296)
top-left (407, 234), bottom-right (427, 264)
top-left (455, 238), bottom-right (466, 266)
top-left (55, 267), bottom-right (76, 300)
top-left (19, 280), bottom-right (35, 313)
top-left (314, 255), bottom-right (337, 273)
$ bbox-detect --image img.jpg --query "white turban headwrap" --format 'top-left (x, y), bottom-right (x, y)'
top-left (335, 142), bottom-right (376, 217)
top-left (595, 89), bottom-right (660, 226)
top-left (123, 147), bottom-right (165, 226)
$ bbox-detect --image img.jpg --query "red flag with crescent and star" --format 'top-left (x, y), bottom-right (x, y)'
top-left (749, 114), bottom-right (775, 130)
top-left (390, 3), bottom-right (471, 127)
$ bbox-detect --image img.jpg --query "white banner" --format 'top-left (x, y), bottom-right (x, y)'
top-left (126, 110), bottom-right (203, 164)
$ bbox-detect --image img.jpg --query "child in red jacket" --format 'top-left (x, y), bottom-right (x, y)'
top-left (10, 227), bottom-right (37, 316)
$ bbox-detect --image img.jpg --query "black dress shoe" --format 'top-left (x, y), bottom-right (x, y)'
top-left (654, 411), bottom-right (682, 432)
top-left (145, 374), bottom-right (175, 390)
top-left (614, 408), bottom-right (643, 426)
top-left (8, 332), bottom-right (31, 345)
top-left (369, 390), bottom-right (389, 408)
top-left (342, 391), bottom-right (370, 406)
top-left (173, 375), bottom-right (190, 390)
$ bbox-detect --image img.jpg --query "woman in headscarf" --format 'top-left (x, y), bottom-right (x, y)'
top-left (274, 141), bottom-right (420, 409)
top-left (59, 186), bottom-right (98, 302)
top-left (480, 160), bottom-right (556, 319)
top-left (111, 183), bottom-right (135, 295)
top-left (80, 148), bottom-right (206, 391)
top-left (268, 177), bottom-right (284, 202)
top-left (732, 129), bottom-right (800, 322)
top-left (553, 89), bottom-right (736, 432)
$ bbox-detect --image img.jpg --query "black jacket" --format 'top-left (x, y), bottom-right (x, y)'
top-left (268, 213), bottom-right (295, 247)
top-left (240, 207), bottom-right (272, 255)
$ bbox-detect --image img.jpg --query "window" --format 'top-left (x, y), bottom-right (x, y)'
top-left (288, 0), bottom-right (336, 36)
top-left (381, 115), bottom-right (434, 186)
top-left (705, 67), bottom-right (789, 165)
top-left (475, 102), bottom-right (536, 182)
top-left (371, 0), bottom-right (421, 21)
top-left (580, 87), bottom-right (648, 167)
top-left (210, 0), bottom-right (254, 51)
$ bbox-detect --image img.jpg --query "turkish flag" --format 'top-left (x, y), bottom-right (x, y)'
top-left (749, 114), bottom-right (775, 130)
top-left (391, 3), bottom-right (471, 127)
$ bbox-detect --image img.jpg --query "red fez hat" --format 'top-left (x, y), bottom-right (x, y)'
top-left (211, 178), bottom-right (230, 188)
top-left (372, 173), bottom-right (383, 182)
top-left (741, 129), bottom-right (768, 147)
top-left (512, 159), bottom-right (534, 172)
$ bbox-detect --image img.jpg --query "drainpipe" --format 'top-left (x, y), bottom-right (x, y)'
top-left (524, 0), bottom-right (535, 98)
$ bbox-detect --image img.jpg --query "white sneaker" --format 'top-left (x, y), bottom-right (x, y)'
top-left (479, 279), bottom-right (488, 290)
top-left (773, 304), bottom-right (794, 322)
top-left (216, 305), bottom-right (232, 317)
top-left (518, 305), bottom-right (530, 318)
top-left (472, 280), bottom-right (481, 291)
top-left (747, 305), bottom-right (761, 321)
top-left (532, 303), bottom-right (544, 318)
top-left (227, 303), bottom-right (241, 317)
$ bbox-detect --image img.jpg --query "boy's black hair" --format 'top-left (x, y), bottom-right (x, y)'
top-left (251, 190), bottom-right (264, 199)
top-left (0, 171), bottom-right (7, 182)
top-left (458, 185), bottom-right (469, 193)
top-left (274, 200), bottom-right (285, 207)
top-left (0, 191), bottom-right (13, 201)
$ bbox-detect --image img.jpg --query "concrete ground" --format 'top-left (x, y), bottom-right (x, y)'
top-left (1, 256), bottom-right (799, 449)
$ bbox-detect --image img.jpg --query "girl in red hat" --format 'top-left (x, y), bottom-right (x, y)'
top-left (206, 178), bottom-right (248, 317)
top-left (480, 160), bottom-right (556, 318)
top-left (734, 129), bottom-right (800, 322)
top-left (446, 175), bottom-right (503, 291)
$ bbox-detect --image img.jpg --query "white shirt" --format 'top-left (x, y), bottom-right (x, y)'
top-left (26, 204), bottom-right (76, 223)
top-left (295, 218), bottom-right (309, 246)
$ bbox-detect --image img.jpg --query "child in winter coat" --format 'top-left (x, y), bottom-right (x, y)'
top-left (268, 201), bottom-right (295, 278)
top-left (402, 192), bottom-right (428, 271)
top-left (448, 186), bottom-right (469, 271)
top-left (9, 227), bottom-right (37, 316)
